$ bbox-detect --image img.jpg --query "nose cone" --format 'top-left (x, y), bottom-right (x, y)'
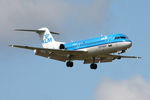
top-left (125, 41), bottom-right (132, 48)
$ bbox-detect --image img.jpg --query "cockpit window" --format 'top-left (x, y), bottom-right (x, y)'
top-left (115, 36), bottom-right (128, 39)
top-left (120, 36), bottom-right (126, 39)
top-left (115, 37), bottom-right (120, 39)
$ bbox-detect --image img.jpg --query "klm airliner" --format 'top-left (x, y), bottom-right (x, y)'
top-left (9, 27), bottom-right (141, 70)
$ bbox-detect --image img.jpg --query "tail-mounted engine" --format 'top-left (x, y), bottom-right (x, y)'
top-left (59, 44), bottom-right (65, 49)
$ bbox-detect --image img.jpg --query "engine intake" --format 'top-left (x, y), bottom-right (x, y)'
top-left (59, 44), bottom-right (65, 49)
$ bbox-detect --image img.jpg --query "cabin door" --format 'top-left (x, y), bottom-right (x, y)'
top-left (108, 36), bottom-right (112, 47)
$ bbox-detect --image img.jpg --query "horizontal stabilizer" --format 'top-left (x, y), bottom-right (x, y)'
top-left (14, 29), bottom-right (60, 35)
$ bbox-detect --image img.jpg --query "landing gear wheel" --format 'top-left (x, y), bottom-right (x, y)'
top-left (66, 61), bottom-right (73, 67)
top-left (117, 57), bottom-right (121, 60)
top-left (90, 63), bottom-right (97, 70)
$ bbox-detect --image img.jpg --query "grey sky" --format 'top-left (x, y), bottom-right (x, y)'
top-left (0, 0), bottom-right (110, 46)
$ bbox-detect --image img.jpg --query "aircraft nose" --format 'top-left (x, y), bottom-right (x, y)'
top-left (126, 41), bottom-right (132, 48)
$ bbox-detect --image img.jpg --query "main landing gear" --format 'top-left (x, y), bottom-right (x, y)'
top-left (117, 56), bottom-right (121, 60)
top-left (66, 59), bottom-right (98, 70)
top-left (90, 57), bottom-right (98, 70)
top-left (66, 61), bottom-right (73, 67)
top-left (90, 63), bottom-right (97, 70)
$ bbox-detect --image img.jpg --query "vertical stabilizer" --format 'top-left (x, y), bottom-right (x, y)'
top-left (14, 27), bottom-right (60, 49)
top-left (38, 27), bottom-right (56, 49)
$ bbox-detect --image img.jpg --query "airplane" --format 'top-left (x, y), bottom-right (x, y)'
top-left (9, 27), bottom-right (141, 70)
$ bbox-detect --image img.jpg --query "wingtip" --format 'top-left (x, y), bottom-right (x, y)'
top-left (14, 29), bottom-right (20, 31)
top-left (136, 57), bottom-right (141, 59)
top-left (9, 45), bottom-right (14, 47)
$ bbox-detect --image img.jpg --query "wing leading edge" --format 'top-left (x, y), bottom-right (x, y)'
top-left (100, 54), bottom-right (141, 59)
top-left (83, 54), bottom-right (141, 64)
top-left (9, 45), bottom-right (88, 56)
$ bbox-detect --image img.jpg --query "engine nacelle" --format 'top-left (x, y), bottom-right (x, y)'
top-left (59, 44), bottom-right (65, 49)
top-left (34, 49), bottom-right (49, 58)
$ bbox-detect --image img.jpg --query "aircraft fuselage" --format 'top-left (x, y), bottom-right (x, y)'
top-left (65, 34), bottom-right (132, 56)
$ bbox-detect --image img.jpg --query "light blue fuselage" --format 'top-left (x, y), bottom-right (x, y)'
top-left (65, 34), bottom-right (132, 54)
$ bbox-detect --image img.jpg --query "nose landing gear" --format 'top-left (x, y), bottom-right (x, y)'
top-left (118, 50), bottom-right (126, 54)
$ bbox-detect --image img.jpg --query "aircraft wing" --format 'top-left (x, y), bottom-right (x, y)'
top-left (9, 45), bottom-right (88, 56)
top-left (9, 45), bottom-right (141, 63)
top-left (84, 54), bottom-right (141, 64)
top-left (104, 54), bottom-right (141, 59)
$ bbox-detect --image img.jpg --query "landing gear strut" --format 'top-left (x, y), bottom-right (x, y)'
top-left (118, 50), bottom-right (126, 54)
top-left (90, 63), bottom-right (97, 70)
top-left (66, 61), bottom-right (73, 67)
top-left (117, 56), bottom-right (121, 60)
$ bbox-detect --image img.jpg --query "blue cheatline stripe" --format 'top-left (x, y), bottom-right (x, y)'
top-left (65, 41), bottom-right (123, 50)
top-left (65, 39), bottom-right (131, 50)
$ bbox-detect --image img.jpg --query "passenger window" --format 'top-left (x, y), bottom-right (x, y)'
top-left (115, 37), bottom-right (120, 39)
top-left (120, 36), bottom-right (126, 39)
top-left (115, 36), bottom-right (127, 39)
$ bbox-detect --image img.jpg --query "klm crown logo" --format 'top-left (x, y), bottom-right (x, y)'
top-left (43, 34), bottom-right (52, 43)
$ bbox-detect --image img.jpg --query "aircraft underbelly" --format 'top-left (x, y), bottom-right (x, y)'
top-left (85, 42), bottom-right (128, 56)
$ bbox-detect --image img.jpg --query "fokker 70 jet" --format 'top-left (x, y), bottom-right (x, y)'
top-left (9, 27), bottom-right (141, 70)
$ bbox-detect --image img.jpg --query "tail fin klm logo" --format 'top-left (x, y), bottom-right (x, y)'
top-left (43, 34), bottom-right (52, 43)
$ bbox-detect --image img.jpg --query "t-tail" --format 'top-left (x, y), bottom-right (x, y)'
top-left (15, 27), bottom-right (64, 49)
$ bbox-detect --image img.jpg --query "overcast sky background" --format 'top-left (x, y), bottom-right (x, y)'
top-left (0, 0), bottom-right (150, 100)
